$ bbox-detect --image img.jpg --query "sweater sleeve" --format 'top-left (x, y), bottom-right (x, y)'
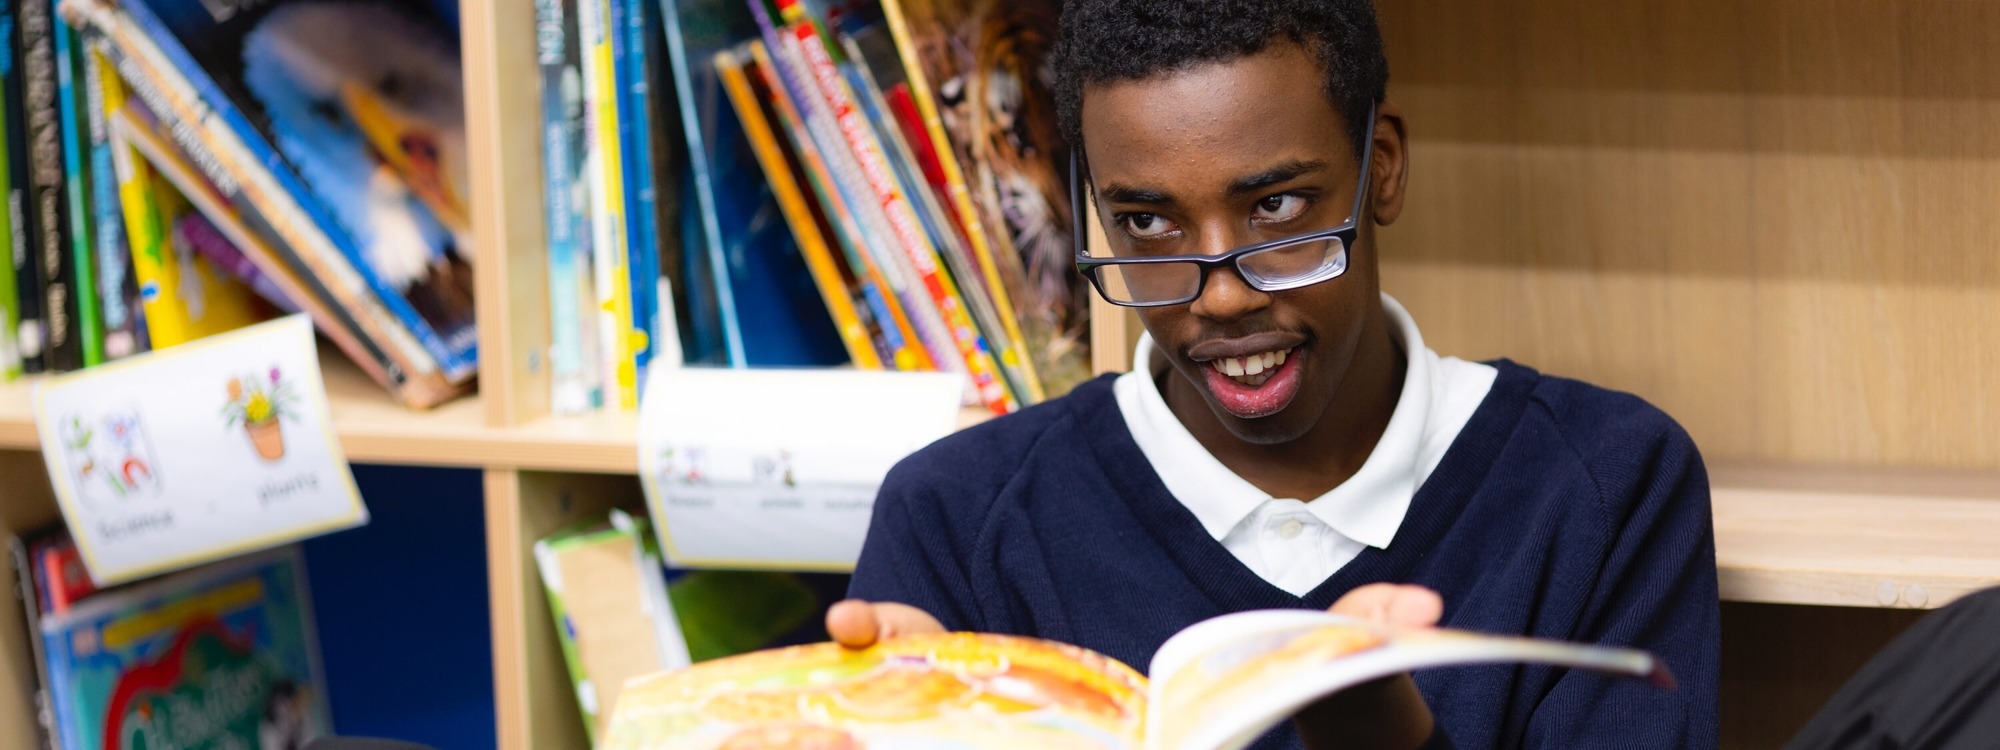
top-left (1527, 419), bottom-right (1721, 749)
top-left (846, 451), bottom-right (987, 633)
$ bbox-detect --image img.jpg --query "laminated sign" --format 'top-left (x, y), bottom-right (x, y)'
top-left (637, 368), bottom-right (964, 569)
top-left (33, 315), bottom-right (367, 584)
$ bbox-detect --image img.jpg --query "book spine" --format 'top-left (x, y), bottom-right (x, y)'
top-left (781, 8), bottom-right (1014, 413)
top-left (3, 0), bottom-right (42, 373)
top-left (613, 0), bottom-right (659, 395)
top-left (111, 0), bottom-right (476, 379)
top-left (579, 0), bottom-right (636, 408)
top-left (654, 0), bottom-right (748, 368)
top-left (67, 1), bottom-right (441, 380)
top-left (18, 0), bottom-right (79, 370)
top-left (537, 0), bottom-right (600, 413)
top-left (0, 1), bottom-right (20, 379)
top-left (50, 0), bottom-right (99, 365)
top-left (714, 45), bottom-right (880, 369)
top-left (81, 44), bottom-right (140, 358)
top-left (746, 1), bottom-right (949, 374)
top-left (877, 0), bottom-right (1050, 401)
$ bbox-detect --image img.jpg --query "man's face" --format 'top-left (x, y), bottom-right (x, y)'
top-left (1080, 42), bottom-right (1397, 445)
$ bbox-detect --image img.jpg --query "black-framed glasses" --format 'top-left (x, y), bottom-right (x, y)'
top-left (1070, 105), bottom-right (1377, 307)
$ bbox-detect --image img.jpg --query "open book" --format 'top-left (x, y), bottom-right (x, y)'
top-left (601, 609), bottom-right (1673, 750)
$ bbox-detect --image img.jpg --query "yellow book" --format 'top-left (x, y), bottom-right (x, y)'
top-left (102, 60), bottom-right (262, 347)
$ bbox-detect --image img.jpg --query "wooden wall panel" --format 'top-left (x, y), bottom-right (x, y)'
top-left (1376, 0), bottom-right (2000, 468)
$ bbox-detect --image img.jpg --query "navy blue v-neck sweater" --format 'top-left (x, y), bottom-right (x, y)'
top-left (850, 360), bottom-right (1720, 749)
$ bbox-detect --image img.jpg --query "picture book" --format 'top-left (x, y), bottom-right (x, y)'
top-left (35, 544), bottom-right (332, 750)
top-left (659, 0), bottom-right (848, 369)
top-left (536, 509), bottom-right (822, 744)
top-left (611, 0), bottom-right (661, 396)
top-left (82, 46), bottom-right (149, 359)
top-left (0, 25), bottom-right (20, 379)
top-left (579, 0), bottom-right (639, 404)
top-left (109, 0), bottom-right (478, 381)
top-left (602, 610), bottom-right (1671, 750)
top-left (878, 0), bottom-right (1093, 397)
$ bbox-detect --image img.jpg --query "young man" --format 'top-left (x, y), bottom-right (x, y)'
top-left (829, 0), bottom-right (1719, 747)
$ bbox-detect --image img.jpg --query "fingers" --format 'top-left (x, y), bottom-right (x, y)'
top-left (824, 600), bottom-right (948, 650)
top-left (1330, 583), bottom-right (1444, 629)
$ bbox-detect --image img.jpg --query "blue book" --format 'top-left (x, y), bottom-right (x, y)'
top-left (118, 0), bottom-right (478, 381)
top-left (611, 0), bottom-right (661, 387)
top-left (656, 0), bottom-right (845, 367)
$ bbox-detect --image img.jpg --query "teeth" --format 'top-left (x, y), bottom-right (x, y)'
top-left (1210, 347), bottom-right (1295, 384)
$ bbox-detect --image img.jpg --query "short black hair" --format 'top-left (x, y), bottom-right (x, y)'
top-left (1051, 0), bottom-right (1388, 157)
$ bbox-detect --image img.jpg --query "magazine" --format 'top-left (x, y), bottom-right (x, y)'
top-left (602, 609), bottom-right (1670, 750)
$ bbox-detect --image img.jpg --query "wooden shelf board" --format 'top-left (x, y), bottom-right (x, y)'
top-left (5, 359), bottom-right (1995, 610)
top-left (0, 354), bottom-right (995, 473)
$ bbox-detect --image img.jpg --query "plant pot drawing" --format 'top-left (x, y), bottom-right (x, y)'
top-left (246, 418), bottom-right (286, 461)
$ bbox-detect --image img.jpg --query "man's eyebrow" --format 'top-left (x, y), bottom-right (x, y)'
top-left (1096, 184), bottom-right (1173, 205)
top-left (1225, 159), bottom-right (1330, 197)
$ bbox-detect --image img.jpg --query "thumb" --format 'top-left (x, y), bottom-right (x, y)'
top-left (825, 600), bottom-right (946, 650)
top-left (1330, 583), bottom-right (1444, 629)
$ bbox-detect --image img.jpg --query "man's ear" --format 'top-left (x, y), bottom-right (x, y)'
top-left (1368, 99), bottom-right (1410, 226)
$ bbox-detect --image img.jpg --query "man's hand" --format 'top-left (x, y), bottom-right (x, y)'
top-left (1295, 583), bottom-right (1445, 750)
top-left (825, 599), bottom-right (946, 649)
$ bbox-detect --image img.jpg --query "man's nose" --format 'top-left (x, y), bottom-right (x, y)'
top-left (1187, 224), bottom-right (1271, 321)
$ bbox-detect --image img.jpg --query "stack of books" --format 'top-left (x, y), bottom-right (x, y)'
top-left (0, 0), bottom-right (474, 408)
top-left (539, 0), bottom-right (1092, 415)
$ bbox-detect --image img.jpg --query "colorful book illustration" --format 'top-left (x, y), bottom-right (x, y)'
top-left (603, 610), bottom-right (1671, 750)
top-left (36, 545), bottom-right (332, 750)
top-left (537, 0), bottom-right (605, 414)
top-left (714, 42), bottom-right (883, 369)
top-left (92, 0), bottom-right (477, 382)
top-left (742, 38), bottom-right (931, 372)
top-left (4, 0), bottom-right (49, 374)
top-left (659, 0), bottom-right (848, 370)
top-left (536, 509), bottom-right (820, 744)
top-left (878, 0), bottom-right (1093, 397)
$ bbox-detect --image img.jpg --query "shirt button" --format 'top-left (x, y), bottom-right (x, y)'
top-left (1278, 518), bottom-right (1304, 539)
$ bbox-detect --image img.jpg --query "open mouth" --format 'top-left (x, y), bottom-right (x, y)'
top-left (1209, 348), bottom-right (1292, 388)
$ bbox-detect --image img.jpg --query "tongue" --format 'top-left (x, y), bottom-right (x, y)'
top-left (1203, 352), bottom-right (1302, 419)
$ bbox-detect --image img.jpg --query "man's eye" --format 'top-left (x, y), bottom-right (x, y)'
top-left (1120, 213), bottom-right (1179, 239)
top-left (1253, 194), bottom-right (1308, 223)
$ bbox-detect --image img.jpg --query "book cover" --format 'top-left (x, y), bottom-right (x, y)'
top-left (658, 0), bottom-right (847, 369)
top-left (714, 43), bottom-right (883, 369)
top-left (174, 209), bottom-right (296, 314)
top-left (603, 611), bottom-right (1670, 750)
top-left (114, 0), bottom-right (478, 381)
top-left (535, 0), bottom-right (603, 414)
top-left (38, 545), bottom-right (332, 750)
top-left (70, 1), bottom-right (466, 405)
top-left (743, 36), bottom-right (931, 372)
top-left (877, 0), bottom-right (1092, 397)
top-left (52, 0), bottom-right (105, 365)
top-left (20, 0), bottom-right (83, 370)
top-left (4, 0), bottom-right (47, 373)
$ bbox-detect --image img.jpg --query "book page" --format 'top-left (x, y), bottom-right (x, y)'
top-left (602, 632), bottom-right (1147, 749)
top-left (1144, 610), bottom-right (1668, 750)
